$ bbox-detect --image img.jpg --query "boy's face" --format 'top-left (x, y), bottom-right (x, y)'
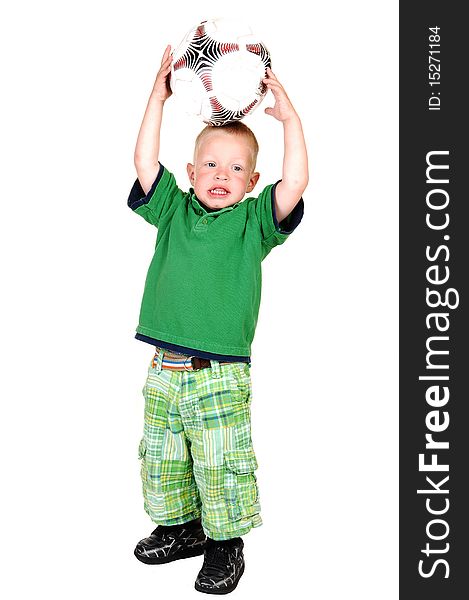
top-left (187, 131), bottom-right (260, 209)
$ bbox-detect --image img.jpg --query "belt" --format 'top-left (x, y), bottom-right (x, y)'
top-left (152, 348), bottom-right (234, 371)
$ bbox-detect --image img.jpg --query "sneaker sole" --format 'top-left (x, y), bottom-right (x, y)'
top-left (134, 544), bottom-right (206, 565)
top-left (194, 562), bottom-right (245, 595)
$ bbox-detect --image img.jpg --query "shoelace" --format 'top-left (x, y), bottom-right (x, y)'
top-left (153, 524), bottom-right (190, 537)
top-left (202, 545), bottom-right (232, 577)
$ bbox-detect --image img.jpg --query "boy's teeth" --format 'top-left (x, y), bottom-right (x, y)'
top-left (210, 188), bottom-right (228, 195)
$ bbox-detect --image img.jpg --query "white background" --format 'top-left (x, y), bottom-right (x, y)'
top-left (0, 1), bottom-right (398, 598)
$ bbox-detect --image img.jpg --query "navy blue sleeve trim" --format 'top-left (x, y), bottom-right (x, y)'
top-left (271, 181), bottom-right (305, 234)
top-left (135, 333), bottom-right (251, 363)
top-left (127, 163), bottom-right (165, 211)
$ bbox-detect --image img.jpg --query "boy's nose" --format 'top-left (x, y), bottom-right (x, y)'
top-left (215, 171), bottom-right (228, 181)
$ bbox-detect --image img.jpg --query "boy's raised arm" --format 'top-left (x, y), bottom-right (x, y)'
top-left (134, 45), bottom-right (172, 195)
top-left (263, 68), bottom-right (309, 223)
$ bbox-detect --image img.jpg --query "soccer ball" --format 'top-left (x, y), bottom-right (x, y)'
top-left (170, 18), bottom-right (271, 126)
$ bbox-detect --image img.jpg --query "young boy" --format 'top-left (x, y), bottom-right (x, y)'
top-left (128, 45), bottom-right (308, 594)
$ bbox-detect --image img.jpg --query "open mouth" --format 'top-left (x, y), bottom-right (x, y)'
top-left (208, 187), bottom-right (230, 197)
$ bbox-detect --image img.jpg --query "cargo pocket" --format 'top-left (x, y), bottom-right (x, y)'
top-left (224, 447), bottom-right (260, 521)
top-left (138, 437), bottom-right (146, 460)
top-left (229, 363), bottom-right (252, 404)
top-left (138, 437), bottom-right (148, 485)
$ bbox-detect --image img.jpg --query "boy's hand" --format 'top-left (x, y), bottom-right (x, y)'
top-left (263, 68), bottom-right (297, 122)
top-left (152, 45), bottom-right (173, 102)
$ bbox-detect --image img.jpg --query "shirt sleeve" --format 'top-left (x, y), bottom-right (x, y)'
top-left (127, 164), bottom-right (185, 227)
top-left (253, 181), bottom-right (304, 251)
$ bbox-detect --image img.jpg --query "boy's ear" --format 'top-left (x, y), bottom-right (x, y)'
top-left (187, 163), bottom-right (195, 185)
top-left (246, 171), bottom-right (260, 193)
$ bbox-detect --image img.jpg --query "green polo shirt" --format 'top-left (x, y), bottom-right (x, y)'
top-left (127, 164), bottom-right (304, 359)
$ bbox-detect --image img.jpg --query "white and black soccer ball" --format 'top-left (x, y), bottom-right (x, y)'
top-left (170, 18), bottom-right (271, 126)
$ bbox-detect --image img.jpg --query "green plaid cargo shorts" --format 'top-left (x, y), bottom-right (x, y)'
top-left (138, 349), bottom-right (262, 541)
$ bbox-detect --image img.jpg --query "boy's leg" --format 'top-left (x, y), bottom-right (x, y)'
top-left (187, 360), bottom-right (261, 540)
top-left (179, 360), bottom-right (260, 593)
top-left (135, 350), bottom-right (206, 564)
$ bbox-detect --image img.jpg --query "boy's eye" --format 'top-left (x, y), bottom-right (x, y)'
top-left (206, 162), bottom-right (216, 167)
top-left (232, 165), bottom-right (243, 172)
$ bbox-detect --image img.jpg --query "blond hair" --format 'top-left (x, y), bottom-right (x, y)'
top-left (194, 122), bottom-right (259, 171)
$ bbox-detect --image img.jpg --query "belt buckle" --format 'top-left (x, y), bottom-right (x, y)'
top-left (184, 356), bottom-right (196, 371)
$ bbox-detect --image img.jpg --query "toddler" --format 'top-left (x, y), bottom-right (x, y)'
top-left (128, 45), bottom-right (308, 594)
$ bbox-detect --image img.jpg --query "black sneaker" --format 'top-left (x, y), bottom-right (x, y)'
top-left (194, 537), bottom-right (245, 595)
top-left (134, 518), bottom-right (207, 564)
